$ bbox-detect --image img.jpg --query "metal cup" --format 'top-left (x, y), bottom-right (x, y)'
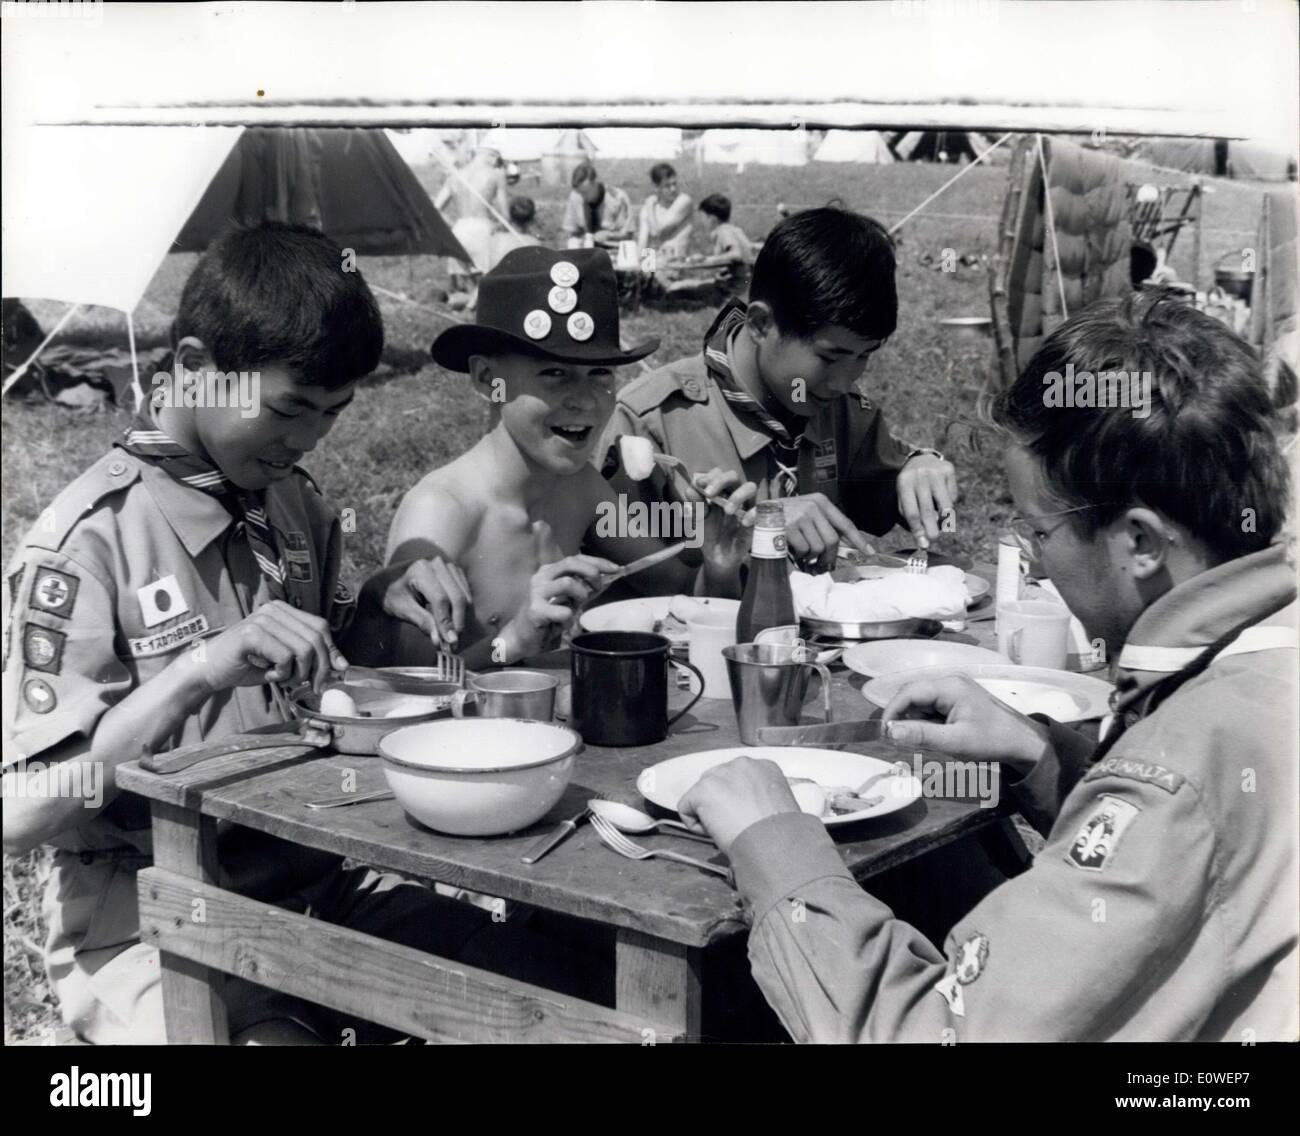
top-left (452, 670), bottom-right (560, 720)
top-left (723, 642), bottom-right (835, 746)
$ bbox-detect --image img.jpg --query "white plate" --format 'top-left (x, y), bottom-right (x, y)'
top-left (579, 596), bottom-right (740, 647)
top-left (842, 640), bottom-right (1009, 679)
top-left (637, 746), bottom-right (922, 827)
top-left (852, 565), bottom-right (991, 606)
top-left (861, 664), bottom-right (1113, 722)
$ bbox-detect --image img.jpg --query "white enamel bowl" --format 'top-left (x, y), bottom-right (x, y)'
top-left (378, 718), bottom-right (580, 836)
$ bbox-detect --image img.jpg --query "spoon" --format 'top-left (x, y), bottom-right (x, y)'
top-left (586, 799), bottom-right (714, 843)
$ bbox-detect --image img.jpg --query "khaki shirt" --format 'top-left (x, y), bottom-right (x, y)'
top-left (1, 448), bottom-right (354, 1038)
top-left (728, 544), bottom-right (1299, 1041)
top-left (597, 351), bottom-right (912, 550)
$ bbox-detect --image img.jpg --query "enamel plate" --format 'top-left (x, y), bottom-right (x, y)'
top-left (861, 663), bottom-right (1113, 722)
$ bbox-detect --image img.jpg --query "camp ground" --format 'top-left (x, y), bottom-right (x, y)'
top-left (2, 0), bottom-right (1297, 1065)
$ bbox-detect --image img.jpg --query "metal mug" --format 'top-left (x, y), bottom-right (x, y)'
top-left (569, 631), bottom-right (705, 746)
top-left (723, 641), bottom-right (835, 746)
top-left (451, 670), bottom-right (560, 720)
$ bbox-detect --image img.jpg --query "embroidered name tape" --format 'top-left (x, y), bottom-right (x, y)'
top-left (1084, 756), bottom-right (1185, 795)
top-left (127, 614), bottom-right (211, 658)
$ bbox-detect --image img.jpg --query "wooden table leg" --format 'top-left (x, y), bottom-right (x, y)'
top-left (615, 928), bottom-right (701, 1043)
top-left (149, 801), bottom-right (230, 1044)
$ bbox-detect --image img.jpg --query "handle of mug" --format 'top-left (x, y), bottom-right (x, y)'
top-left (666, 659), bottom-right (707, 729)
top-left (807, 660), bottom-right (835, 723)
top-left (450, 689), bottom-right (477, 718)
top-left (1008, 627), bottom-right (1022, 665)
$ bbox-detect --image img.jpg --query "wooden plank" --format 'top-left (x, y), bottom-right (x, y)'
top-left (139, 868), bottom-right (680, 1044)
top-left (117, 596), bottom-right (1016, 949)
top-left (149, 801), bottom-right (229, 1044)
top-left (615, 929), bottom-right (702, 1042)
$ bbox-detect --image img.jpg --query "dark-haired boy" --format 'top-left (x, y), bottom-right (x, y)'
top-left (598, 207), bottom-right (959, 570)
top-left (1, 223), bottom-right (488, 1043)
top-left (695, 193), bottom-right (756, 291)
top-left (681, 293), bottom-right (1298, 1041)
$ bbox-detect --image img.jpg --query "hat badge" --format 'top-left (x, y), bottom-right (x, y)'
top-left (550, 260), bottom-right (580, 288)
top-left (523, 310), bottom-right (553, 340)
top-left (548, 286), bottom-right (577, 314)
top-left (567, 312), bottom-right (595, 342)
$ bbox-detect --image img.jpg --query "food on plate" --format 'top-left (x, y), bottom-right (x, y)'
top-left (789, 781), bottom-right (828, 816)
top-left (619, 607), bottom-right (659, 634)
top-left (319, 688), bottom-right (360, 718)
top-left (380, 695), bottom-right (446, 718)
top-left (618, 435), bottom-right (657, 481)
top-left (790, 567), bottom-right (968, 623)
top-left (659, 595), bottom-right (710, 638)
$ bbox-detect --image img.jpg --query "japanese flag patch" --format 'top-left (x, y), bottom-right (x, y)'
top-left (1067, 794), bottom-right (1140, 872)
top-left (137, 575), bottom-right (190, 628)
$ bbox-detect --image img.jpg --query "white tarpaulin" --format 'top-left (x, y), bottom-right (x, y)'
top-left (476, 128), bottom-right (566, 162)
top-left (2, 125), bottom-right (243, 313)
top-left (583, 128), bottom-right (683, 160)
top-left (698, 129), bottom-right (811, 168)
top-left (814, 130), bottom-right (895, 163)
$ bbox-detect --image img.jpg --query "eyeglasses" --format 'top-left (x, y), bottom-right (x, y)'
top-left (1006, 503), bottom-right (1112, 561)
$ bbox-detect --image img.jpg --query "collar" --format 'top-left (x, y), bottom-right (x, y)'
top-left (135, 458), bottom-right (237, 558)
top-left (1112, 543), bottom-right (1297, 702)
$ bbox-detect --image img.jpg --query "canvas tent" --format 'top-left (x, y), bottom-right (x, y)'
top-left (696, 129), bottom-right (810, 168)
top-left (475, 127), bottom-right (563, 162)
top-left (1135, 137), bottom-right (1294, 181)
top-left (583, 127), bottom-right (683, 160)
top-left (814, 130), bottom-right (895, 164)
top-left (175, 128), bottom-right (468, 257)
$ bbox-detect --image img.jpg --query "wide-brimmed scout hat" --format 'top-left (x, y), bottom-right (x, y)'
top-left (430, 246), bottom-right (659, 372)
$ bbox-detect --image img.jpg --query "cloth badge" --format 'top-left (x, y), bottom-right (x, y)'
top-left (137, 575), bottom-right (190, 628)
top-left (548, 285), bottom-right (577, 314)
top-left (127, 614), bottom-right (211, 659)
top-left (1084, 756), bottom-right (1185, 795)
top-left (287, 560), bottom-right (314, 583)
top-left (1067, 794), bottom-right (1140, 872)
top-left (523, 310), bottom-right (552, 340)
top-left (284, 532), bottom-right (309, 553)
top-left (550, 260), bottom-right (580, 287)
top-left (567, 312), bottom-right (594, 342)
top-left (22, 677), bottom-right (57, 714)
top-left (934, 931), bottom-right (989, 1018)
top-left (30, 568), bottom-right (79, 619)
top-left (23, 625), bottom-right (66, 674)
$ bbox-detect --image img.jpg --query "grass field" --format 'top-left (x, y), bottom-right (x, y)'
top-left (1, 151), bottom-right (1273, 1041)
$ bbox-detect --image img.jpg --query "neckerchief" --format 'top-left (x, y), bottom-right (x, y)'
top-left (115, 406), bottom-right (287, 599)
top-left (702, 300), bottom-right (803, 497)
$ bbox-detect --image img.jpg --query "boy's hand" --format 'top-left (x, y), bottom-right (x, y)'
top-left (881, 673), bottom-right (1051, 776)
top-left (687, 468), bottom-right (758, 578)
top-left (505, 553), bottom-right (621, 661)
top-left (678, 755), bottom-right (801, 855)
top-left (896, 453), bottom-right (959, 550)
top-left (197, 601), bottom-right (347, 694)
top-left (781, 493), bottom-right (872, 572)
top-left (382, 556), bottom-right (473, 650)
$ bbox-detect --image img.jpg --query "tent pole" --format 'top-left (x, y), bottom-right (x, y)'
top-left (1, 302), bottom-right (83, 398)
top-left (126, 311), bottom-right (143, 412)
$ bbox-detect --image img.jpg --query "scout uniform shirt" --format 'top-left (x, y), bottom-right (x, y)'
top-left (597, 302), bottom-right (913, 551)
top-left (1, 446), bottom-right (355, 1042)
top-left (725, 543), bottom-right (1298, 1041)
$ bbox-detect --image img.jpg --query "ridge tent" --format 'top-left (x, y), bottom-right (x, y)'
top-left (174, 127), bottom-right (468, 257)
top-left (476, 127), bottom-right (563, 162)
top-left (583, 127), bottom-right (683, 160)
top-left (696, 129), bottom-right (811, 169)
top-left (814, 130), bottom-right (895, 164)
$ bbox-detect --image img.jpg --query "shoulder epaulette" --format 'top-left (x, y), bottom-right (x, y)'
top-left (619, 360), bottom-right (709, 415)
top-left (24, 450), bottom-right (142, 554)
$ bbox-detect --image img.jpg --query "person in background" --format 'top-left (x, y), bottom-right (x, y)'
top-left (637, 162), bottom-right (694, 265)
top-left (560, 161), bottom-right (634, 250)
top-left (694, 193), bottom-right (757, 293)
top-left (488, 196), bottom-right (542, 271)
top-left (434, 145), bottom-right (511, 291)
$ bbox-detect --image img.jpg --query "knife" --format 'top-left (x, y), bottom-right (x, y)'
top-left (756, 719), bottom-right (886, 747)
top-left (601, 540), bottom-right (691, 585)
top-left (519, 808), bottom-right (589, 864)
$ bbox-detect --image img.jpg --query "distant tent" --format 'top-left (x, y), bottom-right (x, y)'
top-left (1134, 137), bottom-right (1222, 175)
top-left (384, 127), bottom-right (464, 169)
top-left (583, 127), bottom-right (683, 160)
top-left (1228, 141), bottom-right (1295, 182)
top-left (814, 130), bottom-right (895, 163)
top-left (175, 127), bottom-right (468, 258)
top-left (697, 129), bottom-right (810, 168)
top-left (477, 127), bottom-right (563, 162)
top-left (893, 130), bottom-right (979, 163)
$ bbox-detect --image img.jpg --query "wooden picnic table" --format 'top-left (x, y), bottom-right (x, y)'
top-left (116, 581), bottom-right (1036, 1045)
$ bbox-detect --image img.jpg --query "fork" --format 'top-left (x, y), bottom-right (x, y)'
top-left (346, 652), bottom-right (466, 688)
top-left (905, 548), bottom-right (929, 575)
top-left (589, 814), bottom-right (733, 883)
